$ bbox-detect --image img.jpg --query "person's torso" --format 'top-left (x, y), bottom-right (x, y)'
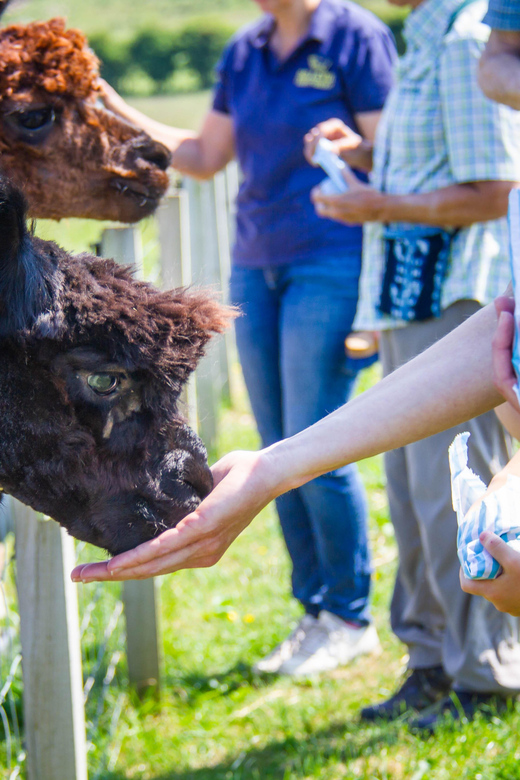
top-left (220, 0), bottom-right (393, 267)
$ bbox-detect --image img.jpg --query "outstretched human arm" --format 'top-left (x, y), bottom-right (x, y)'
top-left (72, 300), bottom-right (506, 583)
top-left (479, 30), bottom-right (520, 110)
top-left (100, 79), bottom-right (235, 179)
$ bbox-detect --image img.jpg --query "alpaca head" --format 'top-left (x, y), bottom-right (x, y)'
top-left (0, 178), bottom-right (232, 554)
top-left (0, 16), bottom-right (171, 222)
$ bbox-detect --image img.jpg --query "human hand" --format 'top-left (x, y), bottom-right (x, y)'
top-left (304, 119), bottom-right (372, 172)
top-left (492, 286), bottom-right (519, 410)
top-left (71, 449), bottom-right (280, 582)
top-left (460, 531), bottom-right (520, 616)
top-left (310, 167), bottom-right (386, 225)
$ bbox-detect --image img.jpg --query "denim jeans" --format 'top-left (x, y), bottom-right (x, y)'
top-left (230, 255), bottom-right (372, 624)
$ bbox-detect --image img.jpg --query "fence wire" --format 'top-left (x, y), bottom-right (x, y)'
top-left (0, 505), bottom-right (25, 780)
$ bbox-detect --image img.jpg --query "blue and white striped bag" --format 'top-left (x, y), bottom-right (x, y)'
top-left (449, 432), bottom-right (520, 580)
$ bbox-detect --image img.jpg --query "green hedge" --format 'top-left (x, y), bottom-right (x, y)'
top-left (90, 19), bottom-right (234, 95)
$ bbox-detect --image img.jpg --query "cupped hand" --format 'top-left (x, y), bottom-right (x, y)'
top-left (460, 531), bottom-right (520, 616)
top-left (311, 167), bottom-right (386, 225)
top-left (71, 449), bottom-right (279, 583)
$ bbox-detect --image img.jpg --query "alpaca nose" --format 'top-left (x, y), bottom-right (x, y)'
top-left (135, 137), bottom-right (171, 171)
top-left (159, 451), bottom-right (213, 501)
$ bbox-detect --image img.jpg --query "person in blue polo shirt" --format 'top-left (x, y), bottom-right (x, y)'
top-left (101, 0), bottom-right (396, 676)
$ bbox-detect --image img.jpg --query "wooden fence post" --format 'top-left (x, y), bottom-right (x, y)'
top-left (14, 505), bottom-right (88, 780)
top-left (156, 190), bottom-right (198, 432)
top-left (100, 227), bottom-right (162, 695)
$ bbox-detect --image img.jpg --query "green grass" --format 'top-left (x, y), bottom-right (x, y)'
top-left (127, 91), bottom-right (214, 131)
top-left (3, 0), bottom-right (406, 39)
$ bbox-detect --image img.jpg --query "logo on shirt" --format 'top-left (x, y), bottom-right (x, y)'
top-left (294, 55), bottom-right (336, 90)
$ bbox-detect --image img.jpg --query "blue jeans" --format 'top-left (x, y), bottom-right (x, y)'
top-left (230, 255), bottom-right (371, 625)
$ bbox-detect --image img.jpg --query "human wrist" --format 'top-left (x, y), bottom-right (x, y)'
top-left (259, 441), bottom-right (314, 497)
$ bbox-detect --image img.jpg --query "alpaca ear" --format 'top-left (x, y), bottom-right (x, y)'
top-left (0, 1), bottom-right (11, 20)
top-left (0, 177), bottom-right (53, 336)
top-left (173, 290), bottom-right (237, 374)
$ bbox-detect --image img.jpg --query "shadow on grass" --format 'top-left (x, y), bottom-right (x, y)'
top-left (101, 717), bottom-right (403, 780)
top-left (164, 661), bottom-right (277, 705)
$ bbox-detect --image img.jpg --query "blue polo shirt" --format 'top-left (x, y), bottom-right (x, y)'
top-left (213, 0), bottom-right (396, 268)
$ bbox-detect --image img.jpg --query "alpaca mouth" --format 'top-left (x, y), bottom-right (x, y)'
top-left (110, 178), bottom-right (161, 209)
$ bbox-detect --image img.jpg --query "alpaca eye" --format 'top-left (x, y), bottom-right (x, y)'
top-left (4, 107), bottom-right (57, 144)
top-left (16, 108), bottom-right (55, 130)
top-left (87, 373), bottom-right (121, 396)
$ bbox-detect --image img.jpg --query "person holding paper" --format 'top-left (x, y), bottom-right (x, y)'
top-left (304, 0), bottom-right (520, 730)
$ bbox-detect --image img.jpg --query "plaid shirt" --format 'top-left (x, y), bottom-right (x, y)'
top-left (484, 0), bottom-right (520, 30)
top-left (354, 0), bottom-right (520, 331)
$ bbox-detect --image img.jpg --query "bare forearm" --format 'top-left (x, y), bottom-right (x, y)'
top-left (379, 181), bottom-right (516, 227)
top-left (479, 31), bottom-right (520, 110)
top-left (267, 303), bottom-right (504, 493)
top-left (479, 52), bottom-right (520, 109)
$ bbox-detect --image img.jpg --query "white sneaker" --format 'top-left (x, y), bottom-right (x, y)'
top-left (278, 610), bottom-right (380, 677)
top-left (253, 614), bottom-right (319, 674)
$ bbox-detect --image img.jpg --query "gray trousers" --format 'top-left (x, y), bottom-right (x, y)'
top-left (380, 300), bottom-right (520, 694)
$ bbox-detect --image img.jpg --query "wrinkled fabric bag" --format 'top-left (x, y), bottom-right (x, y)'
top-left (449, 432), bottom-right (520, 580)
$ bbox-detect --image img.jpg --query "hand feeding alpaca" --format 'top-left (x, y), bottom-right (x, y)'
top-left (0, 177), bottom-right (233, 555)
top-left (0, 4), bottom-right (170, 221)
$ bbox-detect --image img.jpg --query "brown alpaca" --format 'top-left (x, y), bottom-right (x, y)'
top-left (0, 177), bottom-right (233, 555)
top-left (0, 10), bottom-right (170, 222)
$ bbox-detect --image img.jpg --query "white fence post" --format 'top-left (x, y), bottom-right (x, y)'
top-left (100, 227), bottom-right (162, 695)
top-left (14, 505), bottom-right (88, 780)
top-left (156, 190), bottom-right (198, 432)
top-left (183, 176), bottom-right (232, 453)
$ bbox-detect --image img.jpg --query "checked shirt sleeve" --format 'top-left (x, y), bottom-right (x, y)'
top-left (440, 34), bottom-right (520, 184)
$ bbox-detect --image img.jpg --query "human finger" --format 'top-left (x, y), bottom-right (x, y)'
top-left (492, 310), bottom-right (518, 407)
top-left (480, 530), bottom-right (520, 569)
top-left (459, 567), bottom-right (490, 596)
